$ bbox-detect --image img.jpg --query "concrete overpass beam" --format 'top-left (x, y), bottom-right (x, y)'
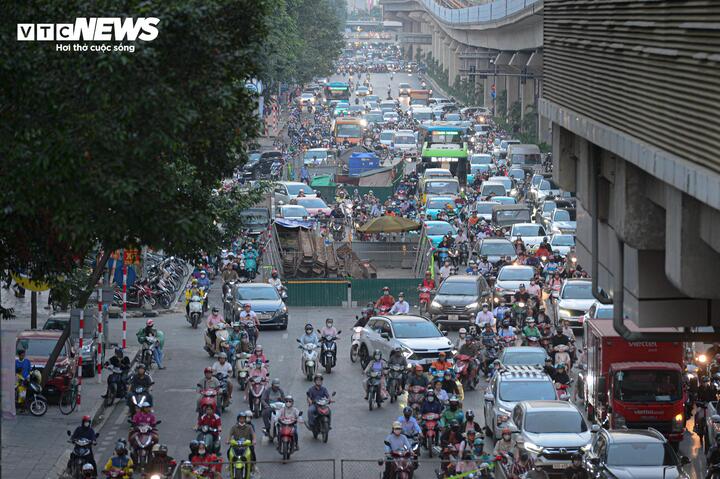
top-left (665, 187), bottom-right (720, 299)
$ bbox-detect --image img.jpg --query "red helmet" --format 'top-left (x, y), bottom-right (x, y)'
top-left (204, 367), bottom-right (212, 374)
top-left (82, 415), bottom-right (91, 423)
top-left (146, 319), bottom-right (154, 327)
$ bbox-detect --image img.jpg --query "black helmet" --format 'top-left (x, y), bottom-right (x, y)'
top-left (466, 410), bottom-right (474, 420)
top-left (313, 373), bottom-right (324, 381)
top-left (403, 406), bottom-right (412, 417)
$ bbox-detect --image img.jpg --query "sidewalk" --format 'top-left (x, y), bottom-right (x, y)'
top-left (1, 290), bottom-right (143, 479)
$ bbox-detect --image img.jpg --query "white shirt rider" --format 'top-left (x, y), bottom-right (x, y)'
top-left (390, 296), bottom-right (410, 314)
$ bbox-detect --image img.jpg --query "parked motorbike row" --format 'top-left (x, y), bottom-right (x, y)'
top-left (113, 255), bottom-right (190, 310)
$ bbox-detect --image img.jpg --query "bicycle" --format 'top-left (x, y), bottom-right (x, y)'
top-left (59, 378), bottom-right (79, 415)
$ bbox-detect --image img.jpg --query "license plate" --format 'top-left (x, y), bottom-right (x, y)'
top-left (552, 464), bottom-right (569, 469)
top-left (259, 313), bottom-right (271, 320)
top-left (449, 315), bottom-right (459, 321)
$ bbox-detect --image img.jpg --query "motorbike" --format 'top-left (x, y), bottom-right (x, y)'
top-left (555, 382), bottom-right (572, 401)
top-left (407, 386), bottom-right (426, 417)
top-left (248, 375), bottom-right (267, 418)
top-left (498, 334), bottom-right (516, 350)
top-left (421, 412), bottom-right (440, 457)
top-left (104, 467), bottom-right (130, 479)
top-left (382, 447), bottom-right (415, 479)
top-left (140, 335), bottom-right (158, 370)
top-left (511, 302), bottom-right (528, 329)
top-left (350, 326), bottom-right (363, 363)
top-left (66, 431), bottom-right (97, 479)
top-left (418, 287), bottom-right (434, 316)
top-left (320, 332), bottom-right (341, 374)
top-left (308, 392), bottom-right (336, 443)
top-left (128, 386), bottom-right (150, 416)
top-left (235, 352), bottom-right (251, 391)
top-left (277, 413), bottom-right (302, 461)
top-left (553, 344), bottom-right (572, 369)
top-left (187, 294), bottom-right (204, 329)
top-left (387, 364), bottom-right (407, 403)
top-left (455, 354), bottom-right (479, 391)
top-left (297, 340), bottom-right (319, 381)
top-left (367, 370), bottom-right (384, 411)
top-left (197, 387), bottom-right (219, 416)
top-left (196, 424), bottom-right (220, 454)
top-left (16, 370), bottom-right (48, 416)
top-left (216, 374), bottom-right (230, 412)
top-left (228, 439), bottom-right (252, 479)
top-left (204, 323), bottom-right (229, 357)
top-left (330, 221), bottom-right (345, 242)
top-left (103, 365), bottom-right (128, 407)
top-left (129, 420), bottom-right (160, 470)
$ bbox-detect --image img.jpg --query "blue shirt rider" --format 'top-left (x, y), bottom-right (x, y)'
top-left (298, 324), bottom-right (319, 346)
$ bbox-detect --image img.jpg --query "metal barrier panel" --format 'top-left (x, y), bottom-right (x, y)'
top-left (285, 279), bottom-right (348, 307)
top-left (351, 278), bottom-right (424, 305)
top-left (174, 459), bottom-right (336, 479)
top-left (340, 459), bottom-right (449, 479)
top-left (312, 185), bottom-right (396, 202)
top-left (350, 241), bottom-right (419, 269)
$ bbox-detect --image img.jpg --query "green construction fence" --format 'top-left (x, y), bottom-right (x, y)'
top-left (285, 278), bottom-right (422, 307)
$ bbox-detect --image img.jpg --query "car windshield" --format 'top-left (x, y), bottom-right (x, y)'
top-left (470, 165), bottom-right (490, 174)
top-left (607, 443), bottom-right (675, 466)
top-left (540, 180), bottom-right (558, 190)
top-left (427, 198), bottom-right (453, 209)
top-left (248, 152), bottom-right (261, 164)
top-left (512, 225), bottom-right (543, 236)
top-left (542, 202), bottom-right (556, 212)
top-left (551, 235), bottom-right (575, 246)
top-left (498, 268), bottom-right (534, 281)
top-left (554, 209), bottom-right (576, 221)
top-left (426, 181), bottom-right (459, 195)
top-left (236, 287), bottom-right (278, 301)
top-left (394, 136), bottom-right (414, 145)
top-left (304, 151), bottom-right (328, 161)
top-left (482, 184), bottom-right (506, 196)
top-left (365, 113), bottom-right (383, 122)
top-left (502, 350), bottom-right (547, 366)
top-left (480, 241), bottom-right (515, 256)
top-left (499, 381), bottom-right (556, 402)
top-left (562, 282), bottom-right (593, 299)
top-left (393, 321), bottom-right (442, 339)
top-left (476, 202), bottom-right (499, 214)
top-left (471, 155), bottom-right (492, 165)
top-left (490, 178), bottom-right (512, 189)
top-left (595, 307), bottom-right (613, 319)
top-left (438, 281), bottom-right (477, 296)
top-left (524, 411), bottom-right (587, 434)
top-left (282, 206), bottom-right (308, 216)
top-left (613, 370), bottom-right (683, 402)
top-left (413, 111), bottom-right (432, 120)
top-left (16, 338), bottom-right (67, 357)
top-left (286, 184), bottom-right (314, 196)
top-left (426, 222), bottom-right (455, 236)
top-left (381, 132), bottom-right (394, 141)
top-left (297, 198), bottom-right (327, 209)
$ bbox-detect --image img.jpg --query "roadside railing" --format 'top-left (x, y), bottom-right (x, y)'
top-left (173, 459), bottom-right (336, 479)
top-left (382, 0), bottom-right (542, 25)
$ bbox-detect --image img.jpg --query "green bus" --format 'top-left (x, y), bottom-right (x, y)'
top-left (420, 126), bottom-right (469, 185)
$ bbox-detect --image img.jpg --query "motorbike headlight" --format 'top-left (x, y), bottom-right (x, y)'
top-left (524, 441), bottom-right (543, 454)
top-left (431, 300), bottom-right (442, 309)
top-left (465, 302), bottom-right (479, 310)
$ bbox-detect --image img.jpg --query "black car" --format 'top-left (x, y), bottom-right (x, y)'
top-left (224, 283), bottom-right (288, 330)
top-left (242, 151), bottom-right (282, 180)
top-left (428, 275), bottom-right (491, 327)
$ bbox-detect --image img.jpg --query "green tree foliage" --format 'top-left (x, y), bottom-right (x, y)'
top-left (0, 0), bottom-right (269, 302)
top-left (258, 0), bottom-right (345, 86)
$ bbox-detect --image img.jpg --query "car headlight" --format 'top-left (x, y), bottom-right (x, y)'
top-left (465, 302), bottom-right (479, 310)
top-left (279, 304), bottom-right (288, 314)
top-left (431, 300), bottom-right (442, 309)
top-left (524, 441), bottom-right (544, 454)
top-left (559, 309), bottom-right (572, 318)
top-left (402, 347), bottom-right (414, 359)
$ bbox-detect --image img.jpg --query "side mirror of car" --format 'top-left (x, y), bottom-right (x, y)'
top-left (381, 333), bottom-right (390, 340)
top-left (337, 330), bottom-right (342, 335)
top-left (484, 393), bottom-right (494, 402)
top-left (591, 424), bottom-right (600, 433)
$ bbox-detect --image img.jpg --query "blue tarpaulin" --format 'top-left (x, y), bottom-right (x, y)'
top-left (348, 152), bottom-right (380, 176)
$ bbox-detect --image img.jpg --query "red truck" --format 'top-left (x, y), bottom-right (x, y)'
top-left (581, 319), bottom-right (686, 445)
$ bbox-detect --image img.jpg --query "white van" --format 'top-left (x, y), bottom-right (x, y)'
top-left (507, 144), bottom-right (542, 172)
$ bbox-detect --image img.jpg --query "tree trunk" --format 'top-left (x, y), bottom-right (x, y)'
top-left (30, 291), bottom-right (37, 329)
top-left (41, 249), bottom-right (112, 386)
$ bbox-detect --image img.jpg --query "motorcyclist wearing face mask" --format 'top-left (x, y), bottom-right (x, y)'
top-left (420, 389), bottom-right (443, 416)
top-left (493, 427), bottom-right (516, 455)
top-left (440, 395), bottom-right (465, 429)
top-left (474, 303), bottom-right (495, 329)
top-left (375, 286), bottom-right (395, 311)
top-left (68, 415), bottom-right (98, 473)
top-left (364, 349), bottom-right (388, 400)
top-left (298, 324), bottom-right (320, 346)
top-left (397, 406), bottom-right (422, 439)
top-left (267, 270), bottom-right (284, 294)
top-left (319, 318), bottom-right (339, 337)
